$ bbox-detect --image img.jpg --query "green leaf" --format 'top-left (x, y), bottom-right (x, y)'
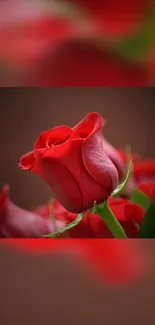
top-left (138, 200), bottom-right (155, 238)
top-left (97, 201), bottom-right (127, 238)
top-left (111, 160), bottom-right (132, 197)
top-left (131, 188), bottom-right (150, 211)
top-left (44, 211), bottom-right (85, 238)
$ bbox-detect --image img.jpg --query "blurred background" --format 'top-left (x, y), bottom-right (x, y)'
top-left (0, 87), bottom-right (155, 208)
top-left (0, 239), bottom-right (155, 325)
top-left (0, 0), bottom-right (155, 86)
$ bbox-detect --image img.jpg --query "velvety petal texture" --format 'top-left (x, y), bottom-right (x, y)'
top-left (19, 112), bottom-right (119, 213)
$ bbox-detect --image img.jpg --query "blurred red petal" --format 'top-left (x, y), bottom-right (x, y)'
top-left (23, 40), bottom-right (148, 86)
top-left (1, 239), bottom-right (148, 285)
top-left (65, 0), bottom-right (153, 38)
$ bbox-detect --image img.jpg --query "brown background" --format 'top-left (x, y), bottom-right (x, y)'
top-left (0, 88), bottom-right (155, 208)
top-left (0, 240), bottom-right (155, 325)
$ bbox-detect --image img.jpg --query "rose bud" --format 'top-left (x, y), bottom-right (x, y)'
top-left (19, 112), bottom-right (119, 213)
top-left (0, 185), bottom-right (64, 238)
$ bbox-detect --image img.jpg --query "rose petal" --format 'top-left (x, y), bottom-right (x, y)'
top-left (19, 151), bottom-right (36, 171)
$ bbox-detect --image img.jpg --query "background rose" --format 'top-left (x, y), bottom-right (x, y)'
top-left (115, 149), bottom-right (155, 194)
top-left (19, 112), bottom-right (118, 213)
top-left (41, 197), bottom-right (144, 238)
top-left (134, 159), bottom-right (155, 184)
top-left (0, 185), bottom-right (64, 238)
top-left (138, 182), bottom-right (155, 202)
top-left (24, 40), bottom-right (148, 86)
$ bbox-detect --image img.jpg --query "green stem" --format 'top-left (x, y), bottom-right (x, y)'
top-left (96, 201), bottom-right (128, 238)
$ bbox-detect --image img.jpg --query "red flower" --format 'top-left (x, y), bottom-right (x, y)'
top-left (50, 197), bottom-right (144, 238)
top-left (24, 40), bottom-right (148, 86)
top-left (117, 151), bottom-right (155, 186)
top-left (0, 17), bottom-right (80, 68)
top-left (66, 0), bottom-right (153, 38)
top-left (0, 185), bottom-right (64, 238)
top-left (19, 112), bottom-right (118, 213)
top-left (134, 159), bottom-right (155, 184)
top-left (116, 149), bottom-right (155, 196)
top-left (138, 182), bottom-right (155, 202)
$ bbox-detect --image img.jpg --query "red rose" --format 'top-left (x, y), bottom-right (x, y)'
top-left (134, 159), bottom-right (155, 184)
top-left (0, 17), bottom-right (79, 68)
top-left (51, 197), bottom-right (144, 238)
top-left (19, 112), bottom-right (118, 213)
top-left (24, 40), bottom-right (148, 86)
top-left (138, 182), bottom-right (155, 202)
top-left (0, 185), bottom-right (64, 238)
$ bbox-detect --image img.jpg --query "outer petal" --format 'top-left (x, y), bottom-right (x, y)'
top-left (73, 112), bottom-right (104, 139)
top-left (102, 139), bottom-right (126, 179)
top-left (19, 151), bottom-right (36, 171)
top-left (82, 130), bottom-right (118, 195)
top-left (39, 157), bottom-right (83, 213)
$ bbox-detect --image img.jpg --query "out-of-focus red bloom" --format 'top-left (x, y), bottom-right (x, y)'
top-left (138, 182), bottom-right (155, 202)
top-left (0, 17), bottom-right (81, 68)
top-left (117, 150), bottom-right (155, 185)
top-left (65, 0), bottom-right (153, 38)
top-left (117, 148), bottom-right (140, 166)
top-left (19, 112), bottom-right (119, 213)
top-left (2, 239), bottom-right (148, 286)
top-left (116, 149), bottom-right (155, 194)
top-left (24, 40), bottom-right (148, 86)
top-left (134, 159), bottom-right (155, 184)
top-left (49, 197), bottom-right (144, 238)
top-left (0, 185), bottom-right (64, 238)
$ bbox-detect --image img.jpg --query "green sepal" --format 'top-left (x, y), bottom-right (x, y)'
top-left (111, 160), bottom-right (132, 197)
top-left (44, 211), bottom-right (85, 238)
top-left (96, 201), bottom-right (127, 238)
